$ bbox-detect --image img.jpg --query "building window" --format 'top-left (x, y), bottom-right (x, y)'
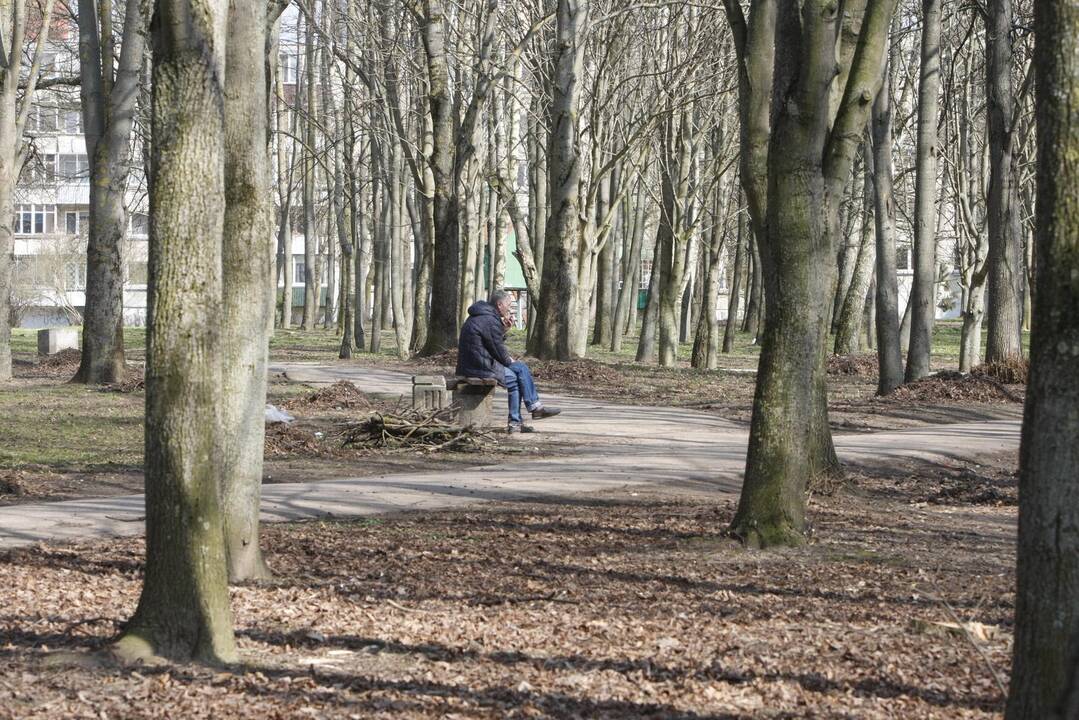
top-left (64, 258), bottom-right (85, 290)
top-left (27, 106), bottom-right (58, 133)
top-left (896, 245), bottom-right (912, 271)
top-left (130, 212), bottom-right (149, 237)
top-left (61, 108), bottom-right (82, 134)
top-left (293, 256), bottom-right (306, 284)
top-left (280, 53), bottom-right (299, 84)
top-left (57, 153), bottom-right (89, 181)
top-left (65, 211), bottom-right (90, 235)
top-left (15, 204), bottom-right (56, 234)
top-left (22, 154), bottom-right (56, 183)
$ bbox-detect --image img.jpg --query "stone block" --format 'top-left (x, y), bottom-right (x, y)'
top-left (412, 375), bottom-right (448, 411)
top-left (37, 327), bottom-right (80, 356)
top-left (452, 378), bottom-right (497, 428)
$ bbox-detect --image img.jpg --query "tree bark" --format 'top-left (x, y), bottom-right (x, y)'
top-left (0, 0), bottom-right (58, 381)
top-left (984, 0), bottom-right (1024, 362)
top-left (74, 0), bottom-right (145, 385)
top-left (870, 64), bottom-right (904, 394)
top-left (530, 0), bottom-right (588, 360)
top-left (905, 0), bottom-right (941, 380)
top-left (611, 181), bottom-right (646, 353)
top-left (834, 147), bottom-right (875, 356)
top-left (729, 0), bottom-right (897, 547)
top-left (723, 204), bottom-right (746, 354)
top-left (218, 0), bottom-right (274, 583)
top-left (114, 0), bottom-right (236, 664)
top-left (1005, 0), bottom-right (1079, 713)
top-left (300, 6), bottom-right (318, 331)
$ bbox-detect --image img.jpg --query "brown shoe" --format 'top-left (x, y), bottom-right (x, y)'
top-left (531, 406), bottom-right (561, 420)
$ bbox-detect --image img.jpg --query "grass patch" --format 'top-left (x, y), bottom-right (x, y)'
top-left (0, 383), bottom-right (143, 470)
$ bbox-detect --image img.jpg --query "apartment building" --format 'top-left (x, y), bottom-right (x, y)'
top-left (11, 23), bottom-right (150, 330)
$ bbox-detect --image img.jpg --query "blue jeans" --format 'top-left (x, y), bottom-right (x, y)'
top-left (504, 361), bottom-right (540, 424)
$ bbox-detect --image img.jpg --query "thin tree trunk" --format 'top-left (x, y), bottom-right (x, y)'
top-left (834, 148), bottom-right (875, 355)
top-left (611, 181), bottom-right (645, 353)
top-left (219, 0), bottom-right (274, 583)
top-left (635, 229), bottom-right (662, 362)
top-left (905, 0), bottom-right (942, 380)
top-left (984, 0), bottom-right (1024, 362)
top-left (723, 206), bottom-right (746, 354)
top-left (300, 7), bottom-right (318, 331)
top-left (870, 62), bottom-right (904, 394)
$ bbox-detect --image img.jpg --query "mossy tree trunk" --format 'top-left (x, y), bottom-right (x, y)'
top-left (114, 0), bottom-right (236, 665)
top-left (725, 0), bottom-right (897, 547)
top-left (74, 0), bottom-right (145, 385)
top-left (1005, 0), bottom-right (1079, 714)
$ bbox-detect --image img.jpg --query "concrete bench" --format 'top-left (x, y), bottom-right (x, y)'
top-left (447, 376), bottom-right (498, 428)
top-left (37, 327), bottom-right (80, 355)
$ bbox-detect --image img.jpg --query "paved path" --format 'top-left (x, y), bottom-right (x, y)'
top-left (0, 363), bottom-right (1021, 549)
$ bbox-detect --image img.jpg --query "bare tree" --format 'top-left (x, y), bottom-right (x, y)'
top-left (72, 0), bottom-right (146, 385)
top-left (114, 0), bottom-right (236, 664)
top-left (1005, 0), bottom-right (1079, 714)
top-left (0, 0), bottom-right (59, 382)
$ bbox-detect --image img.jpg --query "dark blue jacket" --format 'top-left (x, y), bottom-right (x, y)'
top-left (456, 301), bottom-right (514, 381)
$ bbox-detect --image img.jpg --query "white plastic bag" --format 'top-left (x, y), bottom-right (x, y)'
top-left (265, 404), bottom-right (295, 424)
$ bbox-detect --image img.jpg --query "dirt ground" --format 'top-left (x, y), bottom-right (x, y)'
top-left (1, 349), bottom-right (1023, 506)
top-left (0, 450), bottom-right (1016, 719)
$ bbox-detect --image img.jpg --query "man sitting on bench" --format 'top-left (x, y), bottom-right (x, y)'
top-left (456, 290), bottom-right (561, 433)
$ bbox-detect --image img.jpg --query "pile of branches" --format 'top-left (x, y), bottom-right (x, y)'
top-left (340, 406), bottom-right (493, 453)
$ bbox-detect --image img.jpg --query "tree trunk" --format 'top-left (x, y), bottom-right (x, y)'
top-left (611, 182), bottom-right (645, 353)
top-left (114, 0), bottom-right (236, 664)
top-left (218, 0), bottom-right (274, 583)
top-left (834, 148), bottom-right (875, 355)
top-left (729, 0), bottom-right (895, 547)
top-left (419, 0), bottom-right (461, 355)
top-left (742, 233), bottom-right (762, 338)
top-left (905, 0), bottom-right (941, 380)
top-left (984, 0), bottom-right (1024, 363)
top-left (592, 174), bottom-right (616, 347)
top-left (300, 7), bottom-right (318, 331)
top-left (723, 205), bottom-right (746, 354)
top-left (0, 0), bottom-right (58, 381)
top-left (635, 230), bottom-right (662, 362)
top-left (74, 0), bottom-right (144, 385)
top-left (530, 0), bottom-right (588, 361)
top-left (1005, 0), bottom-right (1079, 712)
top-left (870, 66), bottom-right (904, 394)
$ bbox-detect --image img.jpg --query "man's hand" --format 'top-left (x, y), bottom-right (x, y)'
top-left (501, 314), bottom-right (513, 329)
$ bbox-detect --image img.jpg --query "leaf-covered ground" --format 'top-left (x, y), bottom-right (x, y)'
top-left (1, 457), bottom-right (1016, 719)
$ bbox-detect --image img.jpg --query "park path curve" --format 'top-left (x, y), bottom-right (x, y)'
top-left (0, 363), bottom-right (1021, 549)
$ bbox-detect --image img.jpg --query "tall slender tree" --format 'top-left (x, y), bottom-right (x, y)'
top-left (0, 0), bottom-right (58, 382)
